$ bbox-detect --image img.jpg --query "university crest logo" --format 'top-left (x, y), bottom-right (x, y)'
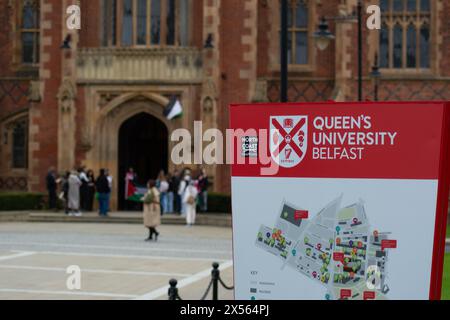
top-left (270, 115), bottom-right (308, 168)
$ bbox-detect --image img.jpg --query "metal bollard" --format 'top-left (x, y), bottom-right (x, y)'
top-left (168, 278), bottom-right (178, 300)
top-left (211, 262), bottom-right (220, 300)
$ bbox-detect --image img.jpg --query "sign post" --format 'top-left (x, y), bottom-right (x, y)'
top-left (230, 102), bottom-right (450, 300)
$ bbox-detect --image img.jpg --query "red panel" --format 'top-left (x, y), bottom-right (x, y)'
top-left (229, 101), bottom-right (450, 300)
top-left (230, 102), bottom-right (445, 180)
top-left (429, 102), bottom-right (450, 300)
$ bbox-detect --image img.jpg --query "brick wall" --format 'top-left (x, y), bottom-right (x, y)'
top-left (79, 0), bottom-right (101, 48)
top-left (439, 0), bottom-right (450, 76)
top-left (28, 0), bottom-right (63, 192)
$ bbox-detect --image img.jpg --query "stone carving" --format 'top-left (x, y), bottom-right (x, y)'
top-left (79, 125), bottom-right (93, 152)
top-left (252, 79), bottom-right (268, 102)
top-left (28, 81), bottom-right (41, 102)
top-left (202, 79), bottom-right (218, 99)
top-left (203, 97), bottom-right (214, 114)
top-left (99, 92), bottom-right (120, 108)
top-left (77, 47), bottom-right (203, 82)
top-left (57, 79), bottom-right (76, 113)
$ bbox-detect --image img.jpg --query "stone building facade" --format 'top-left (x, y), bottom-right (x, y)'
top-left (1, 0), bottom-right (449, 210)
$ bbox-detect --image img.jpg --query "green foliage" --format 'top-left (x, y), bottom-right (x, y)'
top-left (442, 253), bottom-right (450, 300)
top-left (0, 192), bottom-right (46, 211)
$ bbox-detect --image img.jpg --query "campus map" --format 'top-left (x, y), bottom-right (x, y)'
top-left (255, 196), bottom-right (396, 300)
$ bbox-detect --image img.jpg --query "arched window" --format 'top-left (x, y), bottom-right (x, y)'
top-left (282, 0), bottom-right (309, 65)
top-left (406, 23), bottom-right (416, 68)
top-left (379, 23), bottom-right (389, 68)
top-left (420, 22), bottom-right (430, 68)
top-left (393, 23), bottom-right (403, 68)
top-left (20, 0), bottom-right (40, 64)
top-left (379, 0), bottom-right (431, 70)
top-left (12, 120), bottom-right (28, 169)
top-left (102, 0), bottom-right (191, 47)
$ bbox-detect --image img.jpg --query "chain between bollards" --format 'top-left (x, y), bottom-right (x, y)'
top-left (168, 262), bottom-right (234, 300)
top-left (168, 279), bottom-right (182, 300)
top-left (211, 262), bottom-right (220, 300)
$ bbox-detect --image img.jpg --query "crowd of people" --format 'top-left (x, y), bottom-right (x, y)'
top-left (141, 167), bottom-right (209, 241)
top-left (46, 166), bottom-right (113, 216)
top-left (45, 166), bottom-right (210, 234)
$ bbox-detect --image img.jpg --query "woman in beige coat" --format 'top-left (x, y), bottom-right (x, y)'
top-left (143, 180), bottom-right (161, 241)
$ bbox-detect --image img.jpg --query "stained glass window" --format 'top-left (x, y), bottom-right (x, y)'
top-left (379, 0), bottom-right (431, 69)
top-left (21, 0), bottom-right (39, 64)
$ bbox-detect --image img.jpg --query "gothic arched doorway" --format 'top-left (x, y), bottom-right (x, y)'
top-left (118, 112), bottom-right (168, 210)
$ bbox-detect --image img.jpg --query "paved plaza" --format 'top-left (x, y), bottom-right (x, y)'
top-left (0, 222), bottom-right (234, 300)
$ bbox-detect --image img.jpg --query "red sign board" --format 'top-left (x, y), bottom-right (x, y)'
top-left (333, 252), bottom-right (345, 263)
top-left (340, 289), bottom-right (352, 299)
top-left (294, 210), bottom-right (308, 220)
top-left (381, 239), bottom-right (398, 251)
top-left (363, 291), bottom-right (376, 300)
top-left (230, 102), bottom-right (450, 300)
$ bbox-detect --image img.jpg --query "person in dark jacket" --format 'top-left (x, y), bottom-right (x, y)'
top-left (170, 169), bottom-right (181, 214)
top-left (96, 169), bottom-right (111, 217)
top-left (61, 171), bottom-right (70, 214)
top-left (86, 170), bottom-right (96, 212)
top-left (197, 168), bottom-right (209, 212)
top-left (46, 167), bottom-right (58, 210)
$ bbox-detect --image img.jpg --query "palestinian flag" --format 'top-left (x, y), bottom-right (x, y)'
top-left (163, 97), bottom-right (183, 120)
top-left (125, 178), bottom-right (147, 202)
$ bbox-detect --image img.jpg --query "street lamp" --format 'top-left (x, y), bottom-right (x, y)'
top-left (280, 0), bottom-right (289, 103)
top-left (370, 52), bottom-right (381, 102)
top-left (314, 0), bottom-right (363, 102)
top-left (313, 17), bottom-right (335, 51)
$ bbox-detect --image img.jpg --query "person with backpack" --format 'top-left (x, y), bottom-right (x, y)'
top-left (143, 180), bottom-right (161, 241)
top-left (183, 180), bottom-right (198, 227)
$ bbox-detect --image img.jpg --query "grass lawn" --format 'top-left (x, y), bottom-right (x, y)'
top-left (442, 253), bottom-right (450, 300)
top-left (447, 225), bottom-right (450, 238)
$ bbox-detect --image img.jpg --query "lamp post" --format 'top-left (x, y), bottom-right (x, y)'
top-left (280, 0), bottom-right (289, 103)
top-left (357, 0), bottom-right (362, 101)
top-left (313, 17), bottom-right (335, 51)
top-left (370, 52), bottom-right (381, 102)
top-left (314, 0), bottom-right (363, 102)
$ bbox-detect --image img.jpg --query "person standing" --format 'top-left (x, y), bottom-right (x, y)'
top-left (197, 168), bottom-right (209, 212)
top-left (96, 169), bottom-right (111, 217)
top-left (143, 180), bottom-right (161, 241)
top-left (106, 169), bottom-right (113, 213)
top-left (86, 170), bottom-right (96, 212)
top-left (183, 180), bottom-right (199, 227)
top-left (79, 167), bottom-right (89, 211)
top-left (178, 170), bottom-right (191, 217)
top-left (167, 173), bottom-right (174, 213)
top-left (60, 171), bottom-right (70, 214)
top-left (46, 167), bottom-right (57, 211)
top-left (124, 167), bottom-right (137, 210)
top-left (157, 170), bottom-right (169, 215)
top-left (68, 170), bottom-right (82, 216)
top-left (171, 169), bottom-right (181, 214)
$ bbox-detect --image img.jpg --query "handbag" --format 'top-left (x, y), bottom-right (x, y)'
top-left (187, 196), bottom-right (195, 205)
top-left (143, 191), bottom-right (154, 204)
